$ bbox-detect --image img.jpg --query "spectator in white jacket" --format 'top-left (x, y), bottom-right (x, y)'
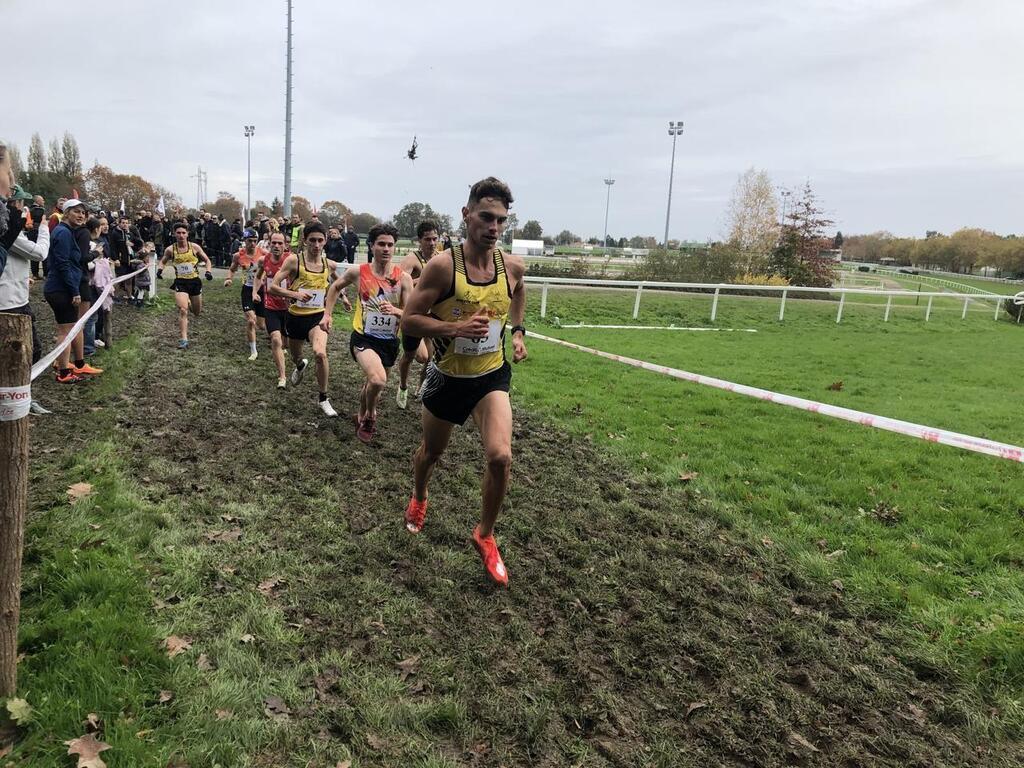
top-left (0, 184), bottom-right (51, 414)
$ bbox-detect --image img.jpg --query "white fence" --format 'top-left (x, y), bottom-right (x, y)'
top-left (524, 276), bottom-right (1023, 324)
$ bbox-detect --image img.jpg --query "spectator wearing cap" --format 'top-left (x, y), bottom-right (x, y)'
top-left (44, 200), bottom-right (95, 382)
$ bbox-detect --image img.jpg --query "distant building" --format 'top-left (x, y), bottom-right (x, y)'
top-left (511, 239), bottom-right (545, 257)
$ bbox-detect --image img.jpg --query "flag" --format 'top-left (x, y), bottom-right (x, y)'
top-left (119, 198), bottom-right (126, 214)
top-left (156, 195), bottom-right (166, 216)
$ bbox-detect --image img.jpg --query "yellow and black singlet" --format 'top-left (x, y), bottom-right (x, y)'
top-left (353, 263), bottom-right (403, 339)
top-left (172, 243), bottom-right (200, 280)
top-left (287, 254), bottom-right (329, 316)
top-left (431, 244), bottom-right (511, 377)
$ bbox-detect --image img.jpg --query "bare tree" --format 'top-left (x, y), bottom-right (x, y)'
top-left (724, 168), bottom-right (779, 274)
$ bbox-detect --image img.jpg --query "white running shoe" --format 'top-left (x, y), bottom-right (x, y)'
top-left (248, 351), bottom-right (258, 361)
top-left (95, 339), bottom-right (106, 348)
top-left (318, 399), bottom-right (339, 417)
top-left (290, 358), bottom-right (308, 385)
top-left (396, 387), bottom-right (409, 410)
top-left (29, 400), bottom-right (52, 415)
top-left (277, 377), bottom-right (287, 390)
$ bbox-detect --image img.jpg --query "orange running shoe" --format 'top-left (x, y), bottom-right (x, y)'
top-left (472, 525), bottom-right (509, 586)
top-left (404, 497), bottom-right (428, 533)
top-left (72, 362), bottom-right (103, 376)
top-left (55, 370), bottom-right (83, 384)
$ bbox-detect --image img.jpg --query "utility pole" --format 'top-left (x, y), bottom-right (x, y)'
top-left (664, 120), bottom-right (683, 249)
top-left (603, 177), bottom-right (615, 251)
top-left (283, 0), bottom-right (294, 217)
top-left (244, 125), bottom-right (255, 221)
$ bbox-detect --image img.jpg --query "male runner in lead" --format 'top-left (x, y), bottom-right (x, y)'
top-left (400, 178), bottom-right (527, 586)
top-left (395, 220), bottom-right (440, 408)
top-left (158, 221), bottom-right (213, 349)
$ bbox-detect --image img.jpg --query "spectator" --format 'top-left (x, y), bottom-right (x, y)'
top-left (25, 195), bottom-right (45, 277)
top-left (44, 199), bottom-right (93, 382)
top-left (137, 209), bottom-right (157, 243)
top-left (131, 241), bottom-right (154, 305)
top-left (342, 226), bottom-right (360, 263)
top-left (77, 216), bottom-right (100, 357)
top-left (90, 228), bottom-right (115, 347)
top-left (0, 181), bottom-right (50, 413)
top-left (286, 213), bottom-right (304, 252)
top-left (325, 225), bottom-right (347, 267)
top-left (47, 197), bottom-right (66, 232)
top-left (110, 215), bottom-right (134, 300)
top-left (203, 212), bottom-right (222, 266)
top-left (220, 214), bottom-right (233, 266)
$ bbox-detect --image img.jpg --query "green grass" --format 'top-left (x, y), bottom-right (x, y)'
top-left (516, 287), bottom-right (1024, 720)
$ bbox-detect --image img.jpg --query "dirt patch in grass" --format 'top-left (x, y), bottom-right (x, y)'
top-left (19, 286), bottom-right (1024, 766)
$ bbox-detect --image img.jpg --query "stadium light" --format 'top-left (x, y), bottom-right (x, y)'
top-left (603, 178), bottom-right (615, 250)
top-left (244, 125), bottom-right (255, 221)
top-left (664, 121), bottom-right (684, 248)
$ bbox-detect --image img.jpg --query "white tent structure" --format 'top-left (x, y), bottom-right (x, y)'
top-left (511, 239), bottom-right (545, 256)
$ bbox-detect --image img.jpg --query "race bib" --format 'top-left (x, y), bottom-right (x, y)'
top-left (365, 311), bottom-right (398, 338)
top-left (175, 262), bottom-right (195, 276)
top-left (454, 320), bottom-right (502, 356)
top-left (295, 289), bottom-right (325, 309)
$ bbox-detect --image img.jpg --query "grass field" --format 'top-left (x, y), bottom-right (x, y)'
top-left (5, 280), bottom-right (1024, 766)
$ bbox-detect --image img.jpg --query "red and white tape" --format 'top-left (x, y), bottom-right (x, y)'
top-left (529, 331), bottom-right (1024, 463)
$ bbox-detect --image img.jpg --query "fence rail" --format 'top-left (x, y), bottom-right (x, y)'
top-left (523, 276), bottom-right (1023, 324)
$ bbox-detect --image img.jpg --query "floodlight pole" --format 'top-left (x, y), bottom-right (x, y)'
top-left (664, 121), bottom-right (683, 248)
top-left (603, 177), bottom-right (615, 250)
top-left (244, 125), bottom-right (255, 221)
top-left (283, 0), bottom-right (294, 217)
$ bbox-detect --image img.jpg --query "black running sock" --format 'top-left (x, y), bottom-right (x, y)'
top-left (74, 359), bottom-right (85, 368)
top-left (318, 392), bottom-right (328, 402)
top-left (59, 368), bottom-right (72, 377)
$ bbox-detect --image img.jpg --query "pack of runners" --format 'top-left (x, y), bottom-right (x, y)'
top-left (147, 177), bottom-right (528, 586)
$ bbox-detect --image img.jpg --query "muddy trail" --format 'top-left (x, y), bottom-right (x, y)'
top-left (25, 286), bottom-right (1023, 767)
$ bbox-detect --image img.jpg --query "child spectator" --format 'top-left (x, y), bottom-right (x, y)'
top-left (91, 235), bottom-right (115, 348)
top-left (131, 242), bottom-right (155, 305)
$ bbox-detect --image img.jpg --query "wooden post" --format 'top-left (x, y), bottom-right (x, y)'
top-left (0, 313), bottom-right (31, 698)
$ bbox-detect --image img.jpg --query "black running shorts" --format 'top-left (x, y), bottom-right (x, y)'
top-left (420, 362), bottom-right (512, 425)
top-left (350, 330), bottom-right (400, 369)
top-left (172, 278), bottom-right (203, 296)
top-left (44, 290), bottom-right (79, 324)
top-left (401, 331), bottom-right (423, 355)
top-left (264, 308), bottom-right (289, 336)
top-left (286, 311), bottom-right (324, 341)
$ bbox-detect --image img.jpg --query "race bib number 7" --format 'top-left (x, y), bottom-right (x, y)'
top-left (454, 320), bottom-right (502, 356)
top-left (296, 289), bottom-right (325, 308)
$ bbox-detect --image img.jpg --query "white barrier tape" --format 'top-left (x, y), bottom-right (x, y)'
top-left (0, 384), bottom-right (32, 421)
top-left (30, 266), bottom-right (147, 381)
top-left (1014, 291), bottom-right (1024, 306)
top-left (556, 323), bottom-right (757, 332)
top-left (529, 332), bottom-right (1024, 463)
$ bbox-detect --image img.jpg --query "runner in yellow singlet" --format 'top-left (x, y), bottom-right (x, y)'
top-left (322, 223), bottom-right (412, 443)
top-left (400, 178), bottom-right (528, 587)
top-left (268, 222), bottom-right (341, 417)
top-left (395, 220), bottom-right (440, 409)
top-left (157, 221), bottom-right (213, 349)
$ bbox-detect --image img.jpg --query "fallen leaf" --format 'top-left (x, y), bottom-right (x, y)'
top-left (205, 528), bottom-right (243, 543)
top-left (67, 482), bottom-right (94, 502)
top-left (678, 471), bottom-right (698, 483)
top-left (158, 690), bottom-right (174, 704)
top-left (825, 549), bottom-right (846, 559)
top-left (88, 523), bottom-right (102, 530)
top-left (830, 579), bottom-right (845, 591)
top-left (684, 700), bottom-right (708, 719)
top-left (196, 654), bottom-right (215, 671)
top-left (827, 380), bottom-right (844, 391)
top-left (761, 537), bottom-right (774, 547)
top-left (396, 655), bottom-right (420, 681)
top-left (5, 697), bottom-right (32, 725)
top-left (163, 635), bottom-right (192, 657)
top-left (0, 744), bottom-right (10, 758)
top-left (263, 695), bottom-right (291, 721)
top-left (65, 732), bottom-right (112, 768)
top-left (335, 762), bottom-right (352, 768)
top-left (219, 514), bottom-right (240, 523)
top-left (215, 709), bottom-right (233, 721)
top-left (258, 577), bottom-right (282, 595)
top-left (239, 633), bottom-right (255, 644)
top-left (366, 733), bottom-right (387, 750)
top-left (788, 731), bottom-right (819, 753)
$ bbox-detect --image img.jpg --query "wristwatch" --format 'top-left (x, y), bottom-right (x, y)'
top-left (510, 324), bottom-right (526, 336)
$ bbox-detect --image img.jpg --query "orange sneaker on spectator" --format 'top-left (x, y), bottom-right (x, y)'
top-left (72, 362), bottom-right (103, 376)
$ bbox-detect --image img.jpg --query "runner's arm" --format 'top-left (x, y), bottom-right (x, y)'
top-left (193, 244), bottom-right (214, 273)
top-left (323, 265), bottom-right (358, 314)
top-left (506, 255), bottom-right (528, 362)
top-left (401, 256), bottom-right (489, 339)
top-left (252, 263), bottom-right (266, 302)
top-left (224, 252), bottom-right (241, 285)
top-left (270, 256), bottom-right (310, 301)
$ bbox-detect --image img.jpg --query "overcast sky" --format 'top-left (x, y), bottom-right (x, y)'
top-left (7, 0), bottom-right (1023, 240)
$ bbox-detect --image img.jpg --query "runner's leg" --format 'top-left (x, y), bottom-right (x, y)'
top-left (470, 390), bottom-right (514, 537)
top-left (175, 291), bottom-right (190, 341)
top-left (270, 330), bottom-right (286, 381)
top-left (412, 408), bottom-right (455, 502)
top-left (354, 348), bottom-right (387, 421)
top-left (309, 326), bottom-right (330, 396)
